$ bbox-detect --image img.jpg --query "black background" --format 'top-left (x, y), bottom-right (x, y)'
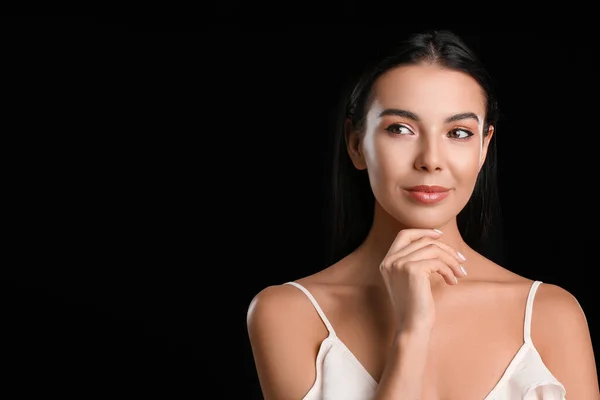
top-left (3, 17), bottom-right (598, 398)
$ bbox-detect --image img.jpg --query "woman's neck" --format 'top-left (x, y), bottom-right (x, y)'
top-left (347, 202), bottom-right (471, 286)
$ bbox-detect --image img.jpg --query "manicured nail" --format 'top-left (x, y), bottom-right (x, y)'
top-left (460, 265), bottom-right (467, 276)
top-left (433, 229), bottom-right (443, 234)
top-left (457, 251), bottom-right (466, 261)
top-left (454, 276), bottom-right (459, 284)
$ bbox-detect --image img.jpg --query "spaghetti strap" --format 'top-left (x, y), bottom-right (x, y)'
top-left (524, 280), bottom-right (543, 343)
top-left (284, 281), bottom-right (336, 336)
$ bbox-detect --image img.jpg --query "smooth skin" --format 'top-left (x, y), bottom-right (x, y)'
top-left (247, 64), bottom-right (599, 399)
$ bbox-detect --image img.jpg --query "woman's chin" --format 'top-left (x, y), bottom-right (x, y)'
top-left (395, 215), bottom-right (453, 231)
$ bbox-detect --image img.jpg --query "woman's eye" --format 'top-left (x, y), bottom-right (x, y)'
top-left (385, 124), bottom-right (412, 135)
top-left (449, 128), bottom-right (473, 139)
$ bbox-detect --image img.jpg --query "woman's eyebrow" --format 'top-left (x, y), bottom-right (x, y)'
top-left (378, 108), bottom-right (480, 124)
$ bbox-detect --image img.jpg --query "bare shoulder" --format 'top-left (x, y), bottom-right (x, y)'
top-left (532, 282), bottom-right (591, 346)
top-left (247, 284), bottom-right (303, 324)
top-left (469, 254), bottom-right (598, 393)
top-left (246, 282), bottom-right (328, 400)
top-left (474, 255), bottom-right (594, 351)
top-left (247, 282), bottom-right (323, 336)
top-left (531, 282), bottom-right (599, 395)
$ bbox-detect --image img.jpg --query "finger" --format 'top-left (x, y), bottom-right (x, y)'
top-left (391, 244), bottom-right (466, 279)
top-left (387, 228), bottom-right (443, 255)
top-left (390, 237), bottom-right (467, 275)
top-left (405, 259), bottom-right (458, 285)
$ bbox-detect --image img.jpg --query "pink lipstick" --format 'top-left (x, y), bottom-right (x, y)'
top-left (405, 185), bottom-right (451, 204)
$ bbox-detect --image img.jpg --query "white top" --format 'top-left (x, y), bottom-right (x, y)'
top-left (284, 280), bottom-right (566, 399)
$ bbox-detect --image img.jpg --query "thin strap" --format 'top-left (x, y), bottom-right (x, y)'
top-left (284, 282), bottom-right (336, 336)
top-left (524, 280), bottom-right (543, 343)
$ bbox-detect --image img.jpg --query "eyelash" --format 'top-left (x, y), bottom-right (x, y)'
top-left (385, 124), bottom-right (474, 140)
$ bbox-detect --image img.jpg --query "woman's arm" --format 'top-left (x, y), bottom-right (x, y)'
top-left (372, 329), bottom-right (431, 399)
top-left (246, 284), bottom-right (325, 400)
top-left (534, 283), bottom-right (599, 398)
top-left (246, 284), bottom-right (432, 400)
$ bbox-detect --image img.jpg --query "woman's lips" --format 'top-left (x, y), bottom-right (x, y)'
top-left (405, 185), bottom-right (451, 204)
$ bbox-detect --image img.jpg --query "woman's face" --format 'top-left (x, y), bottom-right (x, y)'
top-left (347, 63), bottom-right (494, 229)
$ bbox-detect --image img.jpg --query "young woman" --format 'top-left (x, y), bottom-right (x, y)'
top-left (246, 30), bottom-right (599, 399)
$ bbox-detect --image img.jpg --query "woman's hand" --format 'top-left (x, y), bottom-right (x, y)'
top-left (379, 229), bottom-right (467, 333)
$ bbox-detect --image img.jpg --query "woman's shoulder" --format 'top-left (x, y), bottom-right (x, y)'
top-left (530, 280), bottom-right (590, 346)
top-left (246, 276), bottom-right (332, 342)
top-left (457, 255), bottom-right (578, 311)
top-left (477, 255), bottom-right (579, 304)
top-left (247, 281), bottom-right (313, 325)
top-left (247, 268), bottom-right (336, 313)
top-left (246, 277), bottom-right (341, 398)
top-left (480, 257), bottom-right (589, 350)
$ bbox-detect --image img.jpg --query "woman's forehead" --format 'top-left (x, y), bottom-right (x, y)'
top-left (370, 64), bottom-right (487, 119)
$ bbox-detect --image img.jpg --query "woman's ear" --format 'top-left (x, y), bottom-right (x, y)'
top-left (479, 124), bottom-right (495, 169)
top-left (344, 118), bottom-right (367, 170)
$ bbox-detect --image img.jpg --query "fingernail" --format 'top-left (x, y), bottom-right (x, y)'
top-left (454, 276), bottom-right (459, 284)
top-left (457, 251), bottom-right (466, 261)
top-left (460, 265), bottom-right (467, 276)
top-left (433, 229), bottom-right (443, 234)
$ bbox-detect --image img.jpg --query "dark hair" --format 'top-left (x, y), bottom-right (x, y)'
top-left (326, 30), bottom-right (500, 266)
